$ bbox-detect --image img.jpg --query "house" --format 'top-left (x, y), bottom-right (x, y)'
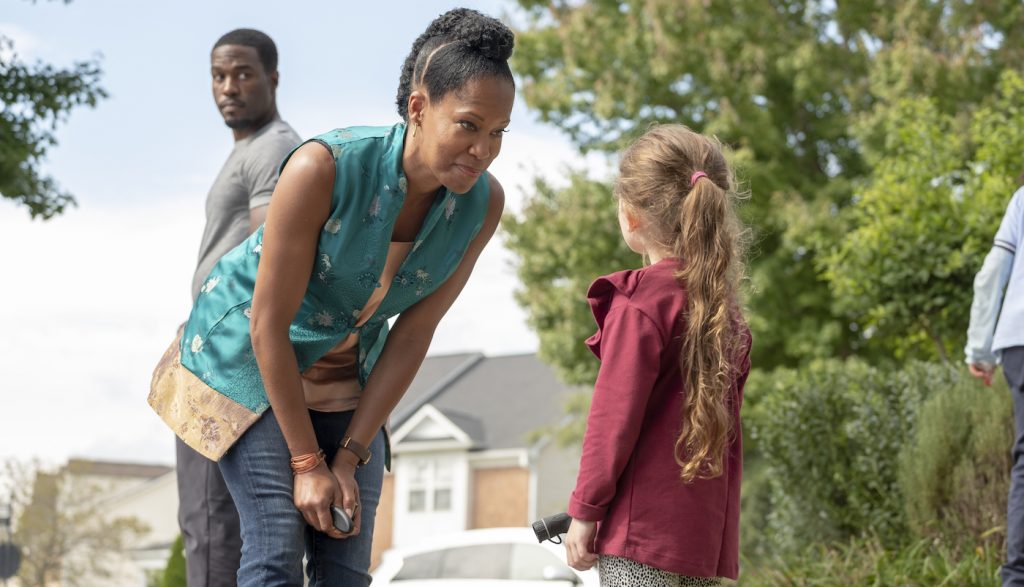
top-left (370, 352), bottom-right (583, 567)
top-left (86, 462), bottom-right (180, 585)
top-left (12, 459), bottom-right (177, 587)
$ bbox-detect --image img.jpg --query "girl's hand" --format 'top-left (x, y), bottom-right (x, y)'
top-left (329, 453), bottom-right (363, 538)
top-left (293, 462), bottom-right (345, 539)
top-left (565, 518), bottom-right (599, 571)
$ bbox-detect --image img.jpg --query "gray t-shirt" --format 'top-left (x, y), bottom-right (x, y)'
top-left (191, 117), bottom-right (301, 300)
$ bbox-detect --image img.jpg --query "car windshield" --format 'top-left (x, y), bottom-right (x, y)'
top-left (390, 542), bottom-right (575, 581)
top-left (510, 543), bottom-right (570, 580)
top-left (393, 544), bottom-right (509, 580)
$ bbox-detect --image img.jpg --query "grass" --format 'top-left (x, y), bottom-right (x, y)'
top-left (741, 536), bottom-right (1001, 586)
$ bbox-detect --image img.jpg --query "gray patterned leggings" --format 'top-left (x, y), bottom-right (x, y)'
top-left (597, 555), bottom-right (722, 587)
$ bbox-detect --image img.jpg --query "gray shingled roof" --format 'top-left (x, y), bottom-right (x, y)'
top-left (392, 352), bottom-right (482, 424)
top-left (394, 353), bottom-right (578, 451)
top-left (436, 409), bottom-right (486, 447)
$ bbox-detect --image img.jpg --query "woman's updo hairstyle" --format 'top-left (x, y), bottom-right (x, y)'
top-left (396, 7), bottom-right (515, 120)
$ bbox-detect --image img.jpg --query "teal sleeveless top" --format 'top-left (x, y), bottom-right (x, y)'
top-left (179, 123), bottom-right (491, 413)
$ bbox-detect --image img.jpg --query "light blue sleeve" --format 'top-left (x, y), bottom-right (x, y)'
top-left (965, 246), bottom-right (1014, 364)
top-left (994, 187), bottom-right (1023, 254)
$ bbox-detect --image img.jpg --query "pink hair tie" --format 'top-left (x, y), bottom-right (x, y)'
top-left (690, 171), bottom-right (708, 186)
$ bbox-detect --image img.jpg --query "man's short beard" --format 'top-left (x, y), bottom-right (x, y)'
top-left (224, 117), bottom-right (257, 130)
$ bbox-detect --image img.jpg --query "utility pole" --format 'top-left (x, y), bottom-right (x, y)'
top-left (0, 495), bottom-right (21, 587)
top-left (0, 498), bottom-right (8, 587)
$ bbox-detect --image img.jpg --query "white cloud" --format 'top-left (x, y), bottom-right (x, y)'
top-left (0, 200), bottom-right (198, 465)
top-left (429, 233), bottom-right (538, 357)
top-left (0, 22), bottom-right (43, 61)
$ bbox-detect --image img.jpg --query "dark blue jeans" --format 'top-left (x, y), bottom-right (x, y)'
top-left (1004, 346), bottom-right (1024, 587)
top-left (218, 409), bottom-right (385, 587)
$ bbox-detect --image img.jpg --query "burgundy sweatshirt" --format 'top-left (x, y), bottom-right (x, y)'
top-left (567, 259), bottom-right (751, 579)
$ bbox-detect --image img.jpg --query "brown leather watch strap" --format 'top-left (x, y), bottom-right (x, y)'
top-left (339, 436), bottom-right (372, 466)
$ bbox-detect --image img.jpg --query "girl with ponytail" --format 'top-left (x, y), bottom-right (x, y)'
top-left (564, 125), bottom-right (751, 585)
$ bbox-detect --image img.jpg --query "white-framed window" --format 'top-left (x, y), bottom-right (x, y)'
top-left (407, 458), bottom-right (453, 513)
top-left (409, 461), bottom-right (428, 513)
top-left (434, 487), bottom-right (452, 511)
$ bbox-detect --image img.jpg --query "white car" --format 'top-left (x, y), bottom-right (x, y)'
top-left (371, 527), bottom-right (599, 586)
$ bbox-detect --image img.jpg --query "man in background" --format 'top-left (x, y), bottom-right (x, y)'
top-left (178, 28), bottom-right (300, 585)
top-left (965, 175), bottom-right (1024, 586)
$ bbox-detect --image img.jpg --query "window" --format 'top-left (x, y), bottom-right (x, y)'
top-left (510, 544), bottom-right (574, 581)
top-left (439, 544), bottom-right (510, 579)
top-left (408, 489), bottom-right (426, 512)
top-left (394, 544), bottom-right (511, 580)
top-left (406, 458), bottom-right (455, 513)
top-left (434, 460), bottom-right (453, 511)
top-left (408, 461), bottom-right (428, 513)
top-left (392, 550), bottom-right (444, 581)
top-left (434, 487), bottom-right (451, 511)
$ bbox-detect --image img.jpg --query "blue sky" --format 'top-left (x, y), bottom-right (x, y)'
top-left (0, 1), bottom-right (612, 465)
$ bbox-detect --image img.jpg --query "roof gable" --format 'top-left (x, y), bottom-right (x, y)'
top-left (393, 353), bottom-right (579, 451)
top-left (392, 405), bottom-right (475, 453)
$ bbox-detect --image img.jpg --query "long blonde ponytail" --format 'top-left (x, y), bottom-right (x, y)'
top-left (615, 124), bottom-right (747, 482)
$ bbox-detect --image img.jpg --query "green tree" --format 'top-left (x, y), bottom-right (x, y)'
top-left (159, 534), bottom-right (187, 587)
top-left (0, 7), bottom-right (106, 219)
top-left (2, 459), bottom-right (149, 587)
top-left (508, 0), bottom-right (1024, 369)
top-left (502, 171), bottom-right (638, 385)
top-left (824, 71), bottom-right (1024, 360)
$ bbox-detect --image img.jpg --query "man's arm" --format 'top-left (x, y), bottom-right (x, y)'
top-left (249, 205), bottom-right (268, 233)
top-left (965, 246), bottom-right (1014, 377)
top-left (245, 132), bottom-right (300, 233)
top-left (965, 188), bottom-right (1023, 378)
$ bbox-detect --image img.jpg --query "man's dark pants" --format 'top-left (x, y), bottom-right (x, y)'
top-left (176, 437), bottom-right (242, 586)
top-left (1003, 347), bottom-right (1024, 586)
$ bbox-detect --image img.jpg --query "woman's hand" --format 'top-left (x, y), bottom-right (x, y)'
top-left (293, 461), bottom-right (345, 539)
top-left (564, 518), bottom-right (598, 571)
top-left (328, 451), bottom-right (363, 538)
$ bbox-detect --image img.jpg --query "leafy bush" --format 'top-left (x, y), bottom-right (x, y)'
top-left (746, 360), bottom-right (965, 555)
top-left (745, 358), bottom-right (1014, 586)
top-left (898, 372), bottom-right (1013, 551)
top-left (160, 534), bottom-right (186, 587)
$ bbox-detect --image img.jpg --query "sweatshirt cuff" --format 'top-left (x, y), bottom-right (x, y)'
top-left (567, 494), bottom-right (607, 522)
top-left (965, 347), bottom-right (999, 366)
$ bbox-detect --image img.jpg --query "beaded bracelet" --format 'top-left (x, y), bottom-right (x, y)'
top-left (290, 449), bottom-right (325, 475)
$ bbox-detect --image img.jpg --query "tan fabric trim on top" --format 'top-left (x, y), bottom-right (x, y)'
top-left (148, 329), bottom-right (261, 461)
